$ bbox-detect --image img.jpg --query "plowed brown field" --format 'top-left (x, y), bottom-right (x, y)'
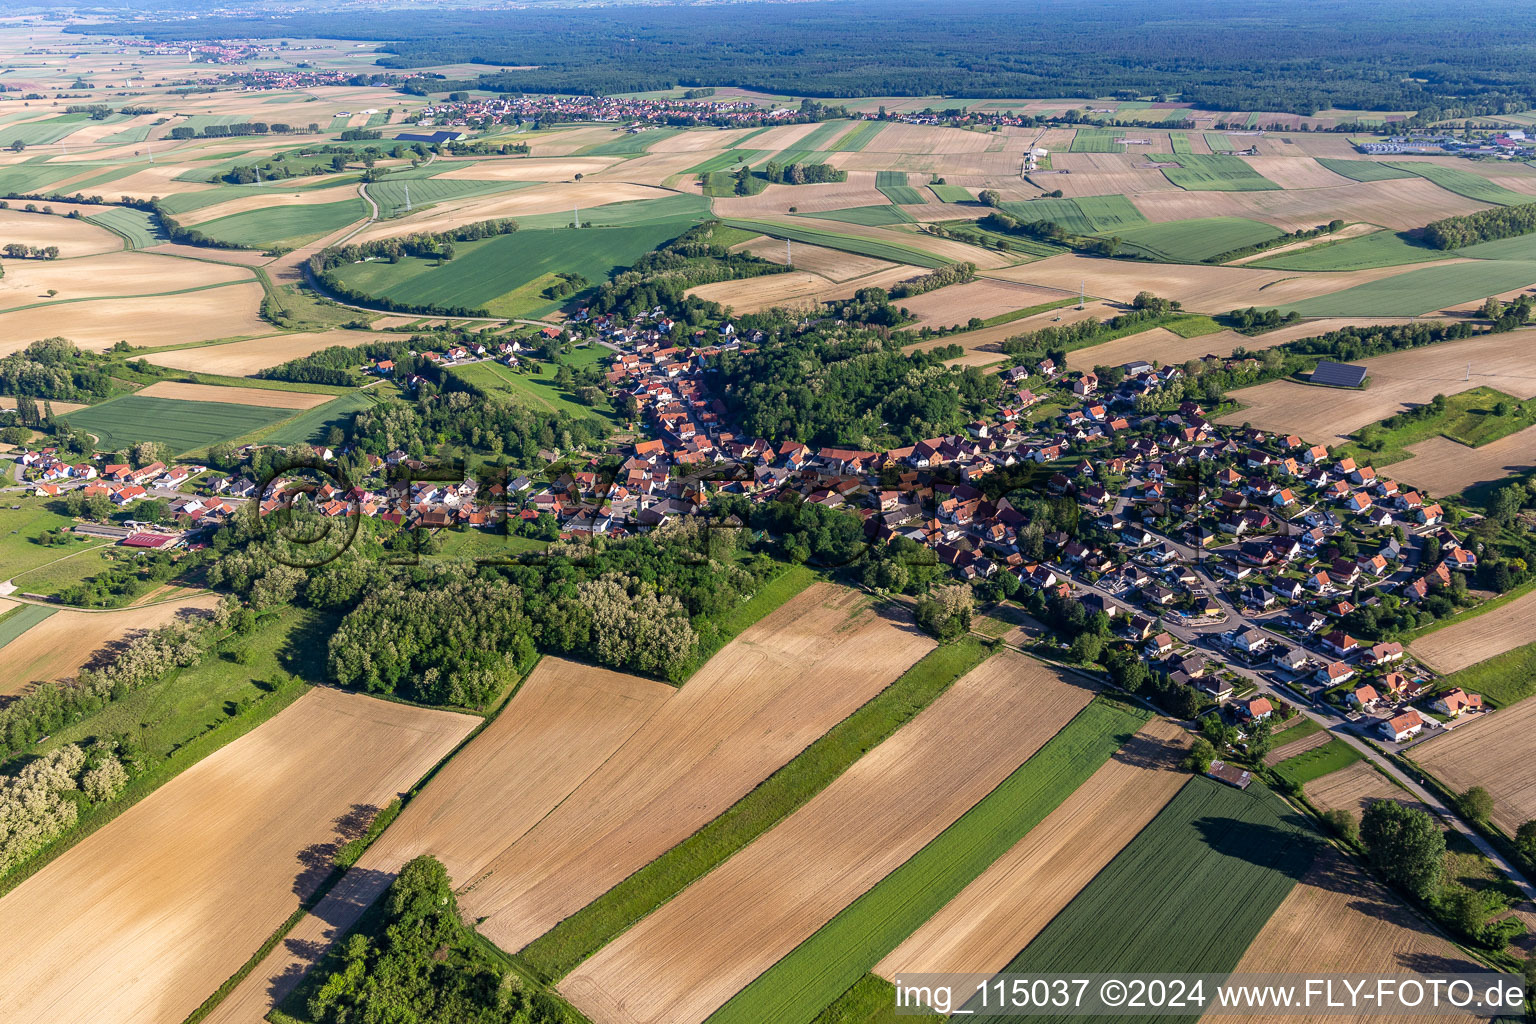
top-left (1414, 702), bottom-right (1536, 835)
top-left (1410, 589), bottom-right (1536, 673)
top-left (1303, 760), bottom-right (1424, 819)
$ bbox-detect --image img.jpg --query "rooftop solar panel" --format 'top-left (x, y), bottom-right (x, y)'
top-left (1310, 360), bottom-right (1368, 388)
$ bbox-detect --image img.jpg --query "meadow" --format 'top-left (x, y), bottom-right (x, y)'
top-left (0, 497), bottom-right (88, 582)
top-left (1280, 259), bottom-right (1536, 316)
top-left (60, 395), bottom-right (305, 453)
top-left (1345, 385), bottom-right (1536, 464)
top-left (874, 171), bottom-right (927, 205)
top-left (448, 359), bottom-right (617, 423)
top-left (1250, 229), bottom-right (1447, 271)
top-left (192, 198), bottom-right (368, 249)
top-left (702, 696), bottom-right (1150, 1024)
top-left (961, 779), bottom-right (1317, 1021)
top-left (1269, 737), bottom-right (1364, 788)
top-left (1154, 153), bottom-right (1282, 191)
top-left (1111, 216), bottom-right (1282, 262)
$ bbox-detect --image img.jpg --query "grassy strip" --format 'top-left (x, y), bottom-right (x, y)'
top-left (810, 974), bottom-right (943, 1024)
top-left (706, 695), bottom-right (1152, 1024)
top-left (0, 675), bottom-right (312, 901)
top-left (516, 635), bottom-right (994, 982)
top-left (1422, 639), bottom-right (1536, 708)
top-left (678, 562), bottom-right (819, 679)
top-left (1272, 737), bottom-right (1365, 788)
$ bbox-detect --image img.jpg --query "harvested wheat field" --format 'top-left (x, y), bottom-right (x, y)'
top-left (432, 156), bottom-right (621, 181)
top-left (1049, 152), bottom-right (1183, 197)
top-left (562, 651), bottom-right (1099, 1024)
top-left (689, 264), bottom-right (922, 314)
top-left (0, 251), bottom-right (252, 310)
top-left (1240, 156), bottom-right (1355, 190)
top-left (874, 716), bottom-right (1189, 979)
top-left (204, 658), bottom-right (673, 1024)
top-left (1130, 178), bottom-right (1492, 233)
top-left (468, 583), bottom-right (934, 953)
top-left (1216, 329), bottom-right (1536, 443)
top-left (734, 236), bottom-right (896, 281)
top-left (0, 283), bottom-right (268, 354)
top-left (1411, 589), bottom-right (1536, 673)
top-left (1304, 761), bottom-right (1424, 820)
top-left (0, 394), bottom-right (87, 415)
top-left (0, 209), bottom-right (123, 257)
top-left (1415, 702), bottom-right (1536, 836)
top-left (347, 182), bottom-right (670, 244)
top-left (174, 184), bottom-right (364, 227)
top-left (98, 164), bottom-right (220, 201)
top-left (1390, 424), bottom-right (1536, 497)
top-left (133, 379), bottom-right (335, 409)
top-left (912, 300), bottom-right (1115, 362)
top-left (0, 688), bottom-right (475, 1024)
top-left (145, 329), bottom-right (401, 376)
top-left (900, 278), bottom-right (1072, 329)
top-left (1210, 847), bottom-right (1479, 1024)
top-left (0, 592), bottom-right (222, 697)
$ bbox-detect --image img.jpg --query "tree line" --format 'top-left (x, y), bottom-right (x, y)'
top-left (1423, 201), bottom-right (1536, 250)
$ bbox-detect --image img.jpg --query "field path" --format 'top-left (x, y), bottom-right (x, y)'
top-left (0, 688), bottom-right (476, 1024)
top-left (561, 650), bottom-right (1097, 1024)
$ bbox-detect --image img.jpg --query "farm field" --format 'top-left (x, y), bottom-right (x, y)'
top-left (142, 329), bottom-right (398, 376)
top-left (689, 263), bottom-right (923, 315)
top-left (1154, 153), bottom-right (1282, 191)
top-left (1262, 726), bottom-right (1331, 766)
top-left (1412, 589), bottom-right (1536, 674)
top-left (0, 282), bottom-right (270, 353)
top-left (346, 182), bottom-right (672, 243)
top-left (875, 171), bottom-right (927, 205)
top-left (875, 716), bottom-right (1189, 978)
top-left (1211, 847), bottom-right (1482, 1022)
top-left (998, 194), bottom-right (1148, 235)
top-left (1069, 128), bottom-right (1123, 153)
top-left (734, 236), bottom-right (898, 281)
top-left (59, 394), bottom-right (313, 453)
top-left (0, 687), bottom-right (476, 1024)
top-left (959, 779), bottom-right (1317, 1020)
top-left (563, 653), bottom-right (1110, 1024)
top-left (132, 380), bottom-right (336, 408)
top-left (1304, 761), bottom-right (1424, 820)
top-left (899, 278), bottom-right (1075, 329)
top-left (801, 204), bottom-right (914, 226)
top-left (1278, 258), bottom-right (1536, 316)
top-left (1215, 329), bottom-right (1536, 444)
top-left (1249, 229), bottom-right (1448, 271)
top-left (1316, 158), bottom-right (1418, 182)
top-left (1111, 216), bottom-right (1282, 262)
top-left (1385, 160), bottom-right (1536, 205)
top-left (1389, 429), bottom-right (1536, 497)
top-left (1270, 738), bottom-right (1364, 788)
top-left (204, 657), bottom-right (674, 1024)
top-left (0, 592), bottom-right (222, 698)
top-left (0, 208), bottom-right (124, 257)
top-left (0, 250), bottom-right (250, 311)
top-left (1414, 702), bottom-right (1536, 836)
top-left (467, 583), bottom-right (935, 952)
top-left (192, 198), bottom-right (368, 249)
top-left (718, 218), bottom-right (955, 269)
top-left (259, 389), bottom-right (384, 445)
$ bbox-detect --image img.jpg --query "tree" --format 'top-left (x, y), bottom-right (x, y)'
top-left (1322, 808), bottom-right (1359, 844)
top-left (1184, 736), bottom-right (1215, 774)
top-left (1360, 799), bottom-right (1445, 899)
top-left (978, 188), bottom-right (1002, 207)
top-left (8, 140), bottom-right (24, 153)
top-left (1515, 820), bottom-right (1536, 867)
top-left (1458, 785), bottom-right (1495, 823)
top-left (1068, 631), bottom-right (1104, 665)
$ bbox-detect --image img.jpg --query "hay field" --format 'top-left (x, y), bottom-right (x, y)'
top-left (468, 583), bottom-right (934, 953)
top-left (0, 251), bottom-right (251, 310)
top-left (145, 329), bottom-right (402, 376)
top-left (1415, 704), bottom-right (1536, 835)
top-left (432, 156), bottom-right (622, 181)
top-left (0, 283), bottom-right (268, 354)
top-left (347, 182), bottom-right (670, 243)
top-left (1240, 156), bottom-right (1355, 190)
top-left (874, 717), bottom-right (1189, 978)
top-left (561, 651), bottom-right (1099, 1024)
top-left (899, 278), bottom-right (1073, 329)
top-left (1304, 761), bottom-right (1424, 819)
top-left (0, 209), bottom-right (123, 257)
top-left (1389, 424), bottom-right (1536, 497)
top-left (1211, 848), bottom-right (1480, 1023)
top-left (1412, 589), bottom-right (1536, 673)
top-left (0, 688), bottom-right (476, 1024)
top-left (910, 300), bottom-right (1115, 361)
top-left (1048, 152), bottom-right (1182, 196)
top-left (133, 380), bottom-right (335, 409)
top-left (1131, 177), bottom-right (1493, 233)
top-left (0, 592), bottom-right (222, 697)
top-left (1215, 329), bottom-right (1536, 443)
top-left (689, 264), bottom-right (924, 314)
top-left (174, 184), bottom-right (366, 227)
top-left (205, 658), bottom-right (673, 1024)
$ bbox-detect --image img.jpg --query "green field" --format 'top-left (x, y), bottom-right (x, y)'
top-left (829, 121), bottom-right (885, 152)
top-left (1155, 153), bottom-right (1282, 191)
top-left (448, 359), bottom-right (616, 423)
top-left (7, 545), bottom-right (117, 598)
top-left (60, 395), bottom-right (305, 453)
top-left (193, 198), bottom-right (368, 249)
top-left (686, 149), bottom-right (768, 174)
top-left (875, 171), bottom-right (927, 205)
top-left (928, 184), bottom-right (974, 203)
top-left (333, 202), bottom-right (706, 317)
top-left (0, 163), bottom-right (78, 195)
top-left (1070, 128), bottom-right (1124, 153)
top-left (997, 195), bottom-right (1148, 235)
top-left (1386, 161), bottom-right (1536, 205)
top-left (1271, 738), bottom-right (1365, 788)
top-left (0, 603), bottom-right (56, 650)
top-left (176, 114), bottom-right (258, 133)
top-left (1169, 133), bottom-right (1193, 154)
top-left (720, 218), bottom-right (950, 269)
top-left (961, 778), bottom-right (1317, 1021)
top-left (707, 696), bottom-right (1152, 1024)
top-left (1456, 232), bottom-right (1536, 260)
top-left (1279, 259), bottom-right (1536, 316)
top-left (0, 112), bottom-right (116, 147)
top-left (259, 389), bottom-right (382, 445)
top-left (1249, 229), bottom-right (1448, 271)
top-left (87, 207), bottom-right (167, 249)
top-left (1316, 158), bottom-right (1418, 182)
top-left (0, 497), bottom-right (92, 582)
top-left (1428, 639), bottom-right (1536, 708)
top-left (366, 176), bottom-right (534, 216)
top-left (1112, 216), bottom-right (1283, 262)
top-left (519, 633), bottom-right (988, 982)
top-left (799, 205), bottom-right (915, 226)
top-left (1204, 133), bottom-right (1236, 152)
top-left (768, 120), bottom-right (856, 166)
top-left (100, 123), bottom-right (153, 144)
top-left (1347, 386), bottom-right (1536, 465)
top-left (577, 127), bottom-right (685, 156)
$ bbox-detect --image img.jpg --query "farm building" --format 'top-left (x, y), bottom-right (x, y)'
top-left (1310, 360), bottom-right (1368, 388)
top-left (1206, 760), bottom-right (1252, 790)
top-left (394, 130), bottom-right (468, 144)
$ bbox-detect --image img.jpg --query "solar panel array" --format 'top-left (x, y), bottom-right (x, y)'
top-left (1310, 359), bottom-right (1368, 388)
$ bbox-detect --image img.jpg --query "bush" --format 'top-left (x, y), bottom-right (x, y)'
top-left (1457, 785), bottom-right (1495, 823)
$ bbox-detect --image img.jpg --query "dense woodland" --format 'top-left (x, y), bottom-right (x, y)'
top-left (1423, 203), bottom-right (1536, 250)
top-left (91, 0), bottom-right (1536, 115)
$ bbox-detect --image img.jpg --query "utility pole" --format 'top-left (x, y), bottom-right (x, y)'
top-left (1078, 280), bottom-right (1085, 310)
top-left (786, 239), bottom-right (792, 267)
top-left (403, 182), bottom-right (411, 213)
top-left (573, 204), bottom-right (579, 228)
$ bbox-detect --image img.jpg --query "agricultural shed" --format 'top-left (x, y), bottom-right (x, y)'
top-left (1310, 360), bottom-right (1368, 388)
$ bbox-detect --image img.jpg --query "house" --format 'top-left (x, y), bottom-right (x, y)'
top-left (1272, 646), bottom-right (1308, 673)
top-left (1233, 628), bottom-right (1268, 654)
top-left (1378, 709), bottom-right (1425, 742)
top-left (1433, 687), bottom-right (1483, 717)
top-left (1316, 660), bottom-right (1355, 685)
top-left (1321, 631), bottom-right (1359, 657)
top-left (1350, 684), bottom-right (1379, 707)
top-left (1241, 696), bottom-right (1274, 721)
top-left (1364, 641), bottom-right (1404, 665)
top-left (1199, 676), bottom-right (1235, 702)
top-left (1145, 632), bottom-right (1175, 657)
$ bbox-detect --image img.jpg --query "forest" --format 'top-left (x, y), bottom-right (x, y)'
top-left (82, 0), bottom-right (1536, 115)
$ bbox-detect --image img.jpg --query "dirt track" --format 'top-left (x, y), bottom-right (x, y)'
top-left (0, 688), bottom-right (475, 1024)
top-left (561, 651), bottom-right (1099, 1024)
